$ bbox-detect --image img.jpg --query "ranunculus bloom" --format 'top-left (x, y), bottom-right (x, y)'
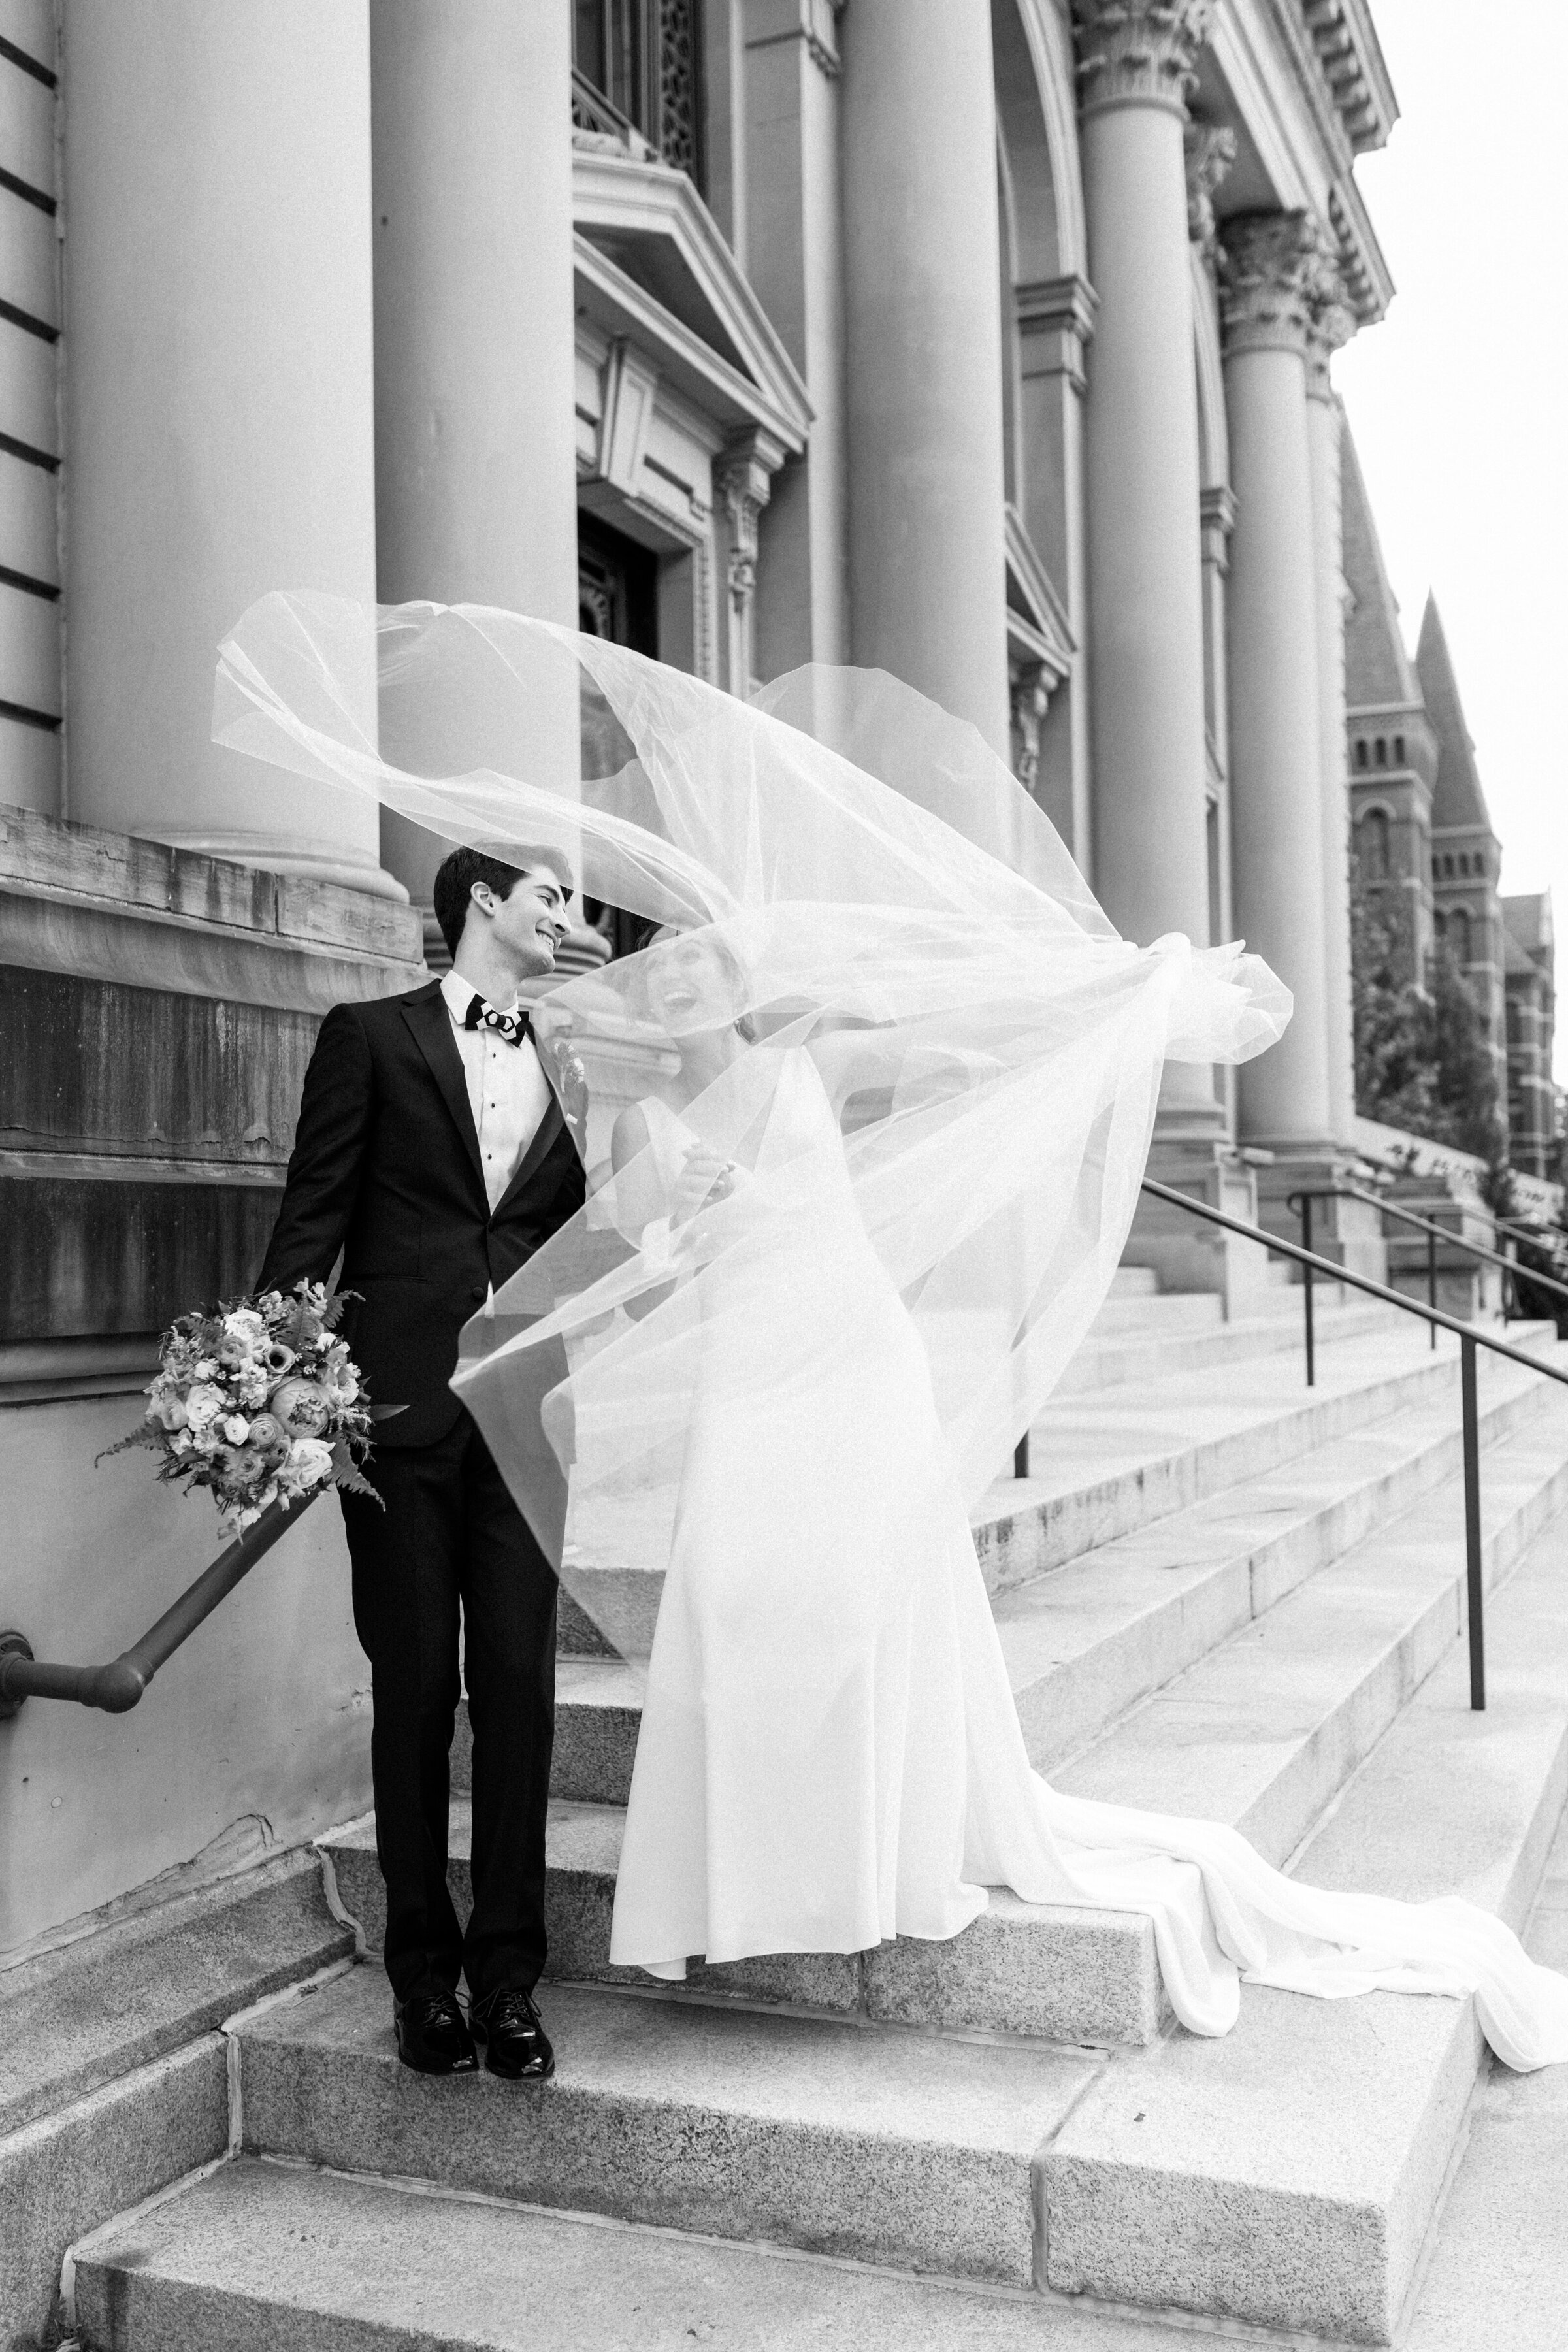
top-left (223, 1415), bottom-right (250, 1445)
top-left (184, 1384), bottom-right (225, 1429)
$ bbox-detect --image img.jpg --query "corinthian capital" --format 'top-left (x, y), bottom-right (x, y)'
top-left (1218, 212), bottom-right (1333, 357)
top-left (1072, 0), bottom-right (1214, 120)
top-left (1305, 275), bottom-right (1357, 401)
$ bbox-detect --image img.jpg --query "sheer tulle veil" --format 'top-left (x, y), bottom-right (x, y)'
top-left (214, 591), bottom-right (1290, 1665)
top-left (210, 593), bottom-right (1568, 2073)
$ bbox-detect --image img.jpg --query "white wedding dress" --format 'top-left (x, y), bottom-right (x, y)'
top-left (604, 1051), bottom-right (1568, 2070)
top-left (212, 589), bottom-right (1568, 2074)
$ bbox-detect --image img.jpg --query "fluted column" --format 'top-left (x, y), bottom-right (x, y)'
top-left (1074, 0), bottom-right (1216, 1126)
top-left (371, 0), bottom-right (580, 904)
top-left (62, 2), bottom-right (394, 896)
top-left (840, 0), bottom-right (1009, 756)
top-left (1222, 212), bottom-right (1333, 1149)
top-left (1307, 291), bottom-right (1359, 1148)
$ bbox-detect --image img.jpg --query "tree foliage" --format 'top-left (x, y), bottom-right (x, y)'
top-left (1350, 862), bottom-right (1506, 1169)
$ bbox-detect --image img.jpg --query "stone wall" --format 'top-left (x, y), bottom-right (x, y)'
top-left (0, 804), bottom-right (423, 1952)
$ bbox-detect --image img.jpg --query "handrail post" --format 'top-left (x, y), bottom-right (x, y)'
top-left (1427, 1224), bottom-right (1437, 1349)
top-left (1301, 1192), bottom-right (1316, 1388)
top-left (1460, 1334), bottom-right (1486, 1711)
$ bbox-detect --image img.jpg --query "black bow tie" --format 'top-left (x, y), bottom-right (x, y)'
top-left (464, 992), bottom-right (527, 1046)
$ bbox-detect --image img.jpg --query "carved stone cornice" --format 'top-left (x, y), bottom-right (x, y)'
top-left (1072, 0), bottom-right (1214, 122)
top-left (1218, 212), bottom-right (1333, 359)
top-left (1184, 122), bottom-right (1236, 265)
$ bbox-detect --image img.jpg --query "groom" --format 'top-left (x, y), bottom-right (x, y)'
top-left (257, 845), bottom-right (583, 2079)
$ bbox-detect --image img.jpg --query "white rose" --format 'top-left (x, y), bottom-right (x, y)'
top-left (281, 1437), bottom-right (335, 1492)
top-left (223, 1415), bottom-right (250, 1445)
top-left (184, 1384), bottom-right (225, 1429)
top-left (194, 1359), bottom-right (220, 1380)
top-left (224, 1309), bottom-right (266, 1340)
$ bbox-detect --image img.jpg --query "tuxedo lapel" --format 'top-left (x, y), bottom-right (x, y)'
top-left (401, 985), bottom-right (487, 1200)
top-left (492, 1089), bottom-right (568, 1220)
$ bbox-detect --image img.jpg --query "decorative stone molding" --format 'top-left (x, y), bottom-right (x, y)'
top-left (1218, 211), bottom-right (1333, 359)
top-left (745, 0), bottom-right (845, 81)
top-left (1184, 122), bottom-right (1235, 265)
top-left (1009, 664), bottom-right (1052, 795)
top-left (1015, 274), bottom-right (1098, 397)
top-left (715, 429), bottom-right (787, 693)
top-left (1199, 482), bottom-right (1237, 575)
top-left (1071, 0), bottom-right (1213, 121)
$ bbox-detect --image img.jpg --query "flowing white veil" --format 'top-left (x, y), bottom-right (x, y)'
top-left (214, 591), bottom-right (1288, 1671)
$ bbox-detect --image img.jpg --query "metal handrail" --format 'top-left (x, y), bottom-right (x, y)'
top-left (1139, 1175), bottom-right (1568, 1712)
top-left (0, 1490), bottom-right (318, 1720)
top-left (1294, 1182), bottom-right (1568, 1329)
top-left (1492, 1207), bottom-right (1568, 1258)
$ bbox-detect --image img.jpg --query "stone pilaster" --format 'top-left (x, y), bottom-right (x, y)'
top-left (1305, 276), bottom-right (1360, 1158)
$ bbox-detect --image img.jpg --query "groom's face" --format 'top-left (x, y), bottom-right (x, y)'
top-left (476, 866), bottom-right (570, 979)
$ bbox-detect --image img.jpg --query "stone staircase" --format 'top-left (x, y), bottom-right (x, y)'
top-left (12, 1280), bottom-right (1568, 2349)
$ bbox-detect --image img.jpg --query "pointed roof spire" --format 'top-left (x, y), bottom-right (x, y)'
top-left (1416, 596), bottom-right (1494, 835)
top-left (1341, 427), bottom-right (1420, 710)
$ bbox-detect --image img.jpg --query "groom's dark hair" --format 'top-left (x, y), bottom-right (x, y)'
top-left (433, 843), bottom-right (576, 956)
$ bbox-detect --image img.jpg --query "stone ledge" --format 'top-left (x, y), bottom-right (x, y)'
top-left (0, 800), bottom-right (424, 1013)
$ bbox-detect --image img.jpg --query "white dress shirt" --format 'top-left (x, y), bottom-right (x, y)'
top-left (440, 970), bottom-right (553, 1214)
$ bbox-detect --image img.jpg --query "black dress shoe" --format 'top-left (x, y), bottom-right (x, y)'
top-left (470, 1986), bottom-right (555, 2080)
top-left (394, 1988), bottom-right (478, 2076)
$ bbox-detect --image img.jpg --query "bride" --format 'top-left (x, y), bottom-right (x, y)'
top-left (215, 591), bottom-right (1568, 2072)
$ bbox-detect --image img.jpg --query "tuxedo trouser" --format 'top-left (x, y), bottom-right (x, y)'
top-left (340, 1411), bottom-right (558, 2005)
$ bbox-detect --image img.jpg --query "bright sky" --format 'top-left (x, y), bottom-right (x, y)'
top-left (1333, 0), bottom-right (1568, 1071)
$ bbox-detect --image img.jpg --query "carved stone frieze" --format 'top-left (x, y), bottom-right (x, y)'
top-left (1218, 211), bottom-right (1334, 358)
top-left (1071, 0), bottom-right (1214, 121)
top-left (1184, 122), bottom-right (1236, 264)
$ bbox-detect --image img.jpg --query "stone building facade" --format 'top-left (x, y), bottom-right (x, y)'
top-left (0, 0), bottom-right (1495, 1946)
top-left (1345, 436), bottom-right (1557, 1178)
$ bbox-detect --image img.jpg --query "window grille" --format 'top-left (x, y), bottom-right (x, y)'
top-left (572, 0), bottom-right (703, 188)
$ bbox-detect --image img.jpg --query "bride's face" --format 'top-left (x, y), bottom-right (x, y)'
top-left (645, 932), bottom-right (743, 1036)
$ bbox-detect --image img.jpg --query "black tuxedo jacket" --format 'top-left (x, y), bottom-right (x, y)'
top-left (257, 979), bottom-right (585, 1448)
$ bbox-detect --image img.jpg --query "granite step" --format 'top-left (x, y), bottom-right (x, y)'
top-left (1055, 1292), bottom-right (1396, 1396)
top-left (533, 1336), bottom-right (1562, 1810)
top-left (1056, 1385), bottom-right (1568, 1867)
top-left (321, 1360), bottom-right (1568, 2055)
top-left (226, 1963), bottom-right (1096, 2289)
top-left (125, 1507), bottom-right (1568, 2348)
top-left (0, 1846), bottom-right (351, 2351)
top-left (1039, 1487), bottom-right (1568, 2341)
top-left (68, 2151), bottom-right (1188, 2352)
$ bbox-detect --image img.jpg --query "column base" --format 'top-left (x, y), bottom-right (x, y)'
top-left (138, 828), bottom-right (410, 904)
top-left (1250, 1147), bottom-right (1389, 1286)
top-left (1124, 1137), bottom-right (1275, 1320)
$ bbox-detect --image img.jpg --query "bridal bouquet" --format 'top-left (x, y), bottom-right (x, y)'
top-left (101, 1282), bottom-right (379, 1531)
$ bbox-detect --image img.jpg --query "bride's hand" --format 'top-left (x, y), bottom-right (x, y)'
top-left (670, 1144), bottom-right (740, 1224)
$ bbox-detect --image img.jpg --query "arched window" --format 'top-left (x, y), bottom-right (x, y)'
top-left (1393, 733), bottom-right (1405, 764)
top-left (1443, 855), bottom-right (1455, 878)
top-left (1358, 808), bottom-right (1390, 881)
top-left (1375, 737), bottom-right (1388, 766)
top-left (1448, 908), bottom-right (1472, 964)
top-left (1355, 739), bottom-right (1369, 770)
